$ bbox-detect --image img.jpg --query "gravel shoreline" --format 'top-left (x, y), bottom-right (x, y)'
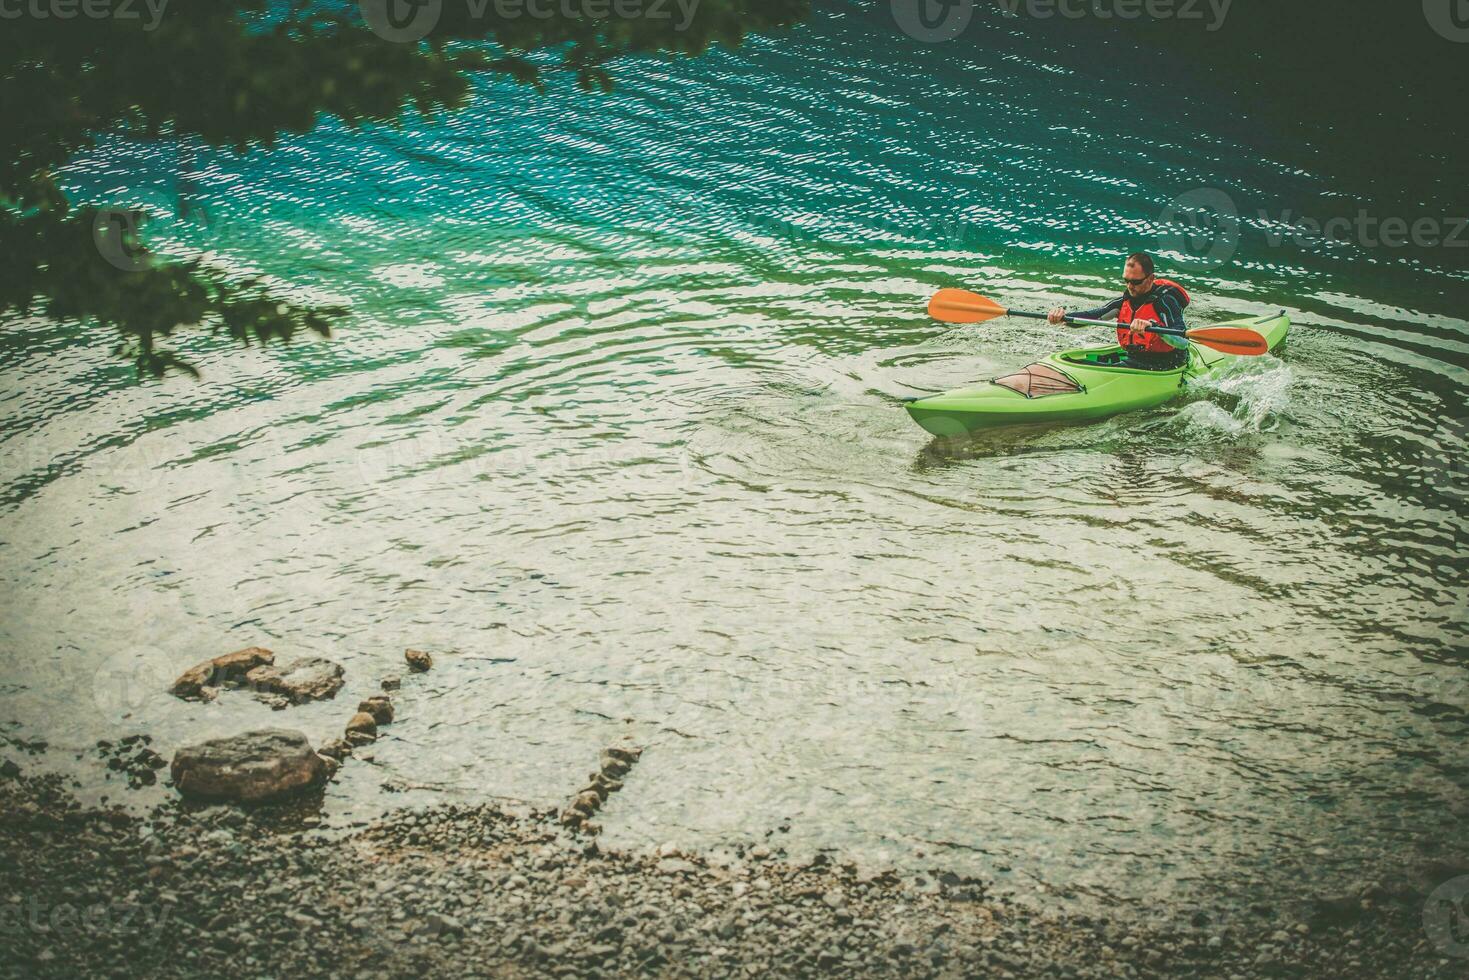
top-left (1, 767), bottom-right (1461, 979)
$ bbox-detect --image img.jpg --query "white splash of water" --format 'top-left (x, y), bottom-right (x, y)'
top-left (1176, 357), bottom-right (1295, 436)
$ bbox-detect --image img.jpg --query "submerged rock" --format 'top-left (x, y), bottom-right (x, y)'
top-left (602, 742), bottom-right (642, 766)
top-left (656, 858), bottom-right (697, 875)
top-left (356, 696), bottom-right (394, 725)
top-left (561, 738), bottom-right (644, 833)
top-left (318, 738), bottom-right (353, 762)
top-left (345, 712), bottom-right (378, 740)
top-left (169, 729), bottom-right (327, 803)
top-left (404, 649), bottom-right (433, 673)
top-left (96, 735), bottom-right (167, 790)
top-left (169, 647), bottom-right (274, 702)
top-left (244, 657), bottom-right (344, 705)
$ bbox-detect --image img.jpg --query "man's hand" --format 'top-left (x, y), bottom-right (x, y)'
top-left (1131, 318), bottom-right (1158, 332)
top-left (1047, 307), bottom-right (1066, 325)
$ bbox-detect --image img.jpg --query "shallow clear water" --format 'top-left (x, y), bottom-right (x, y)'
top-left (2, 6), bottom-right (1466, 914)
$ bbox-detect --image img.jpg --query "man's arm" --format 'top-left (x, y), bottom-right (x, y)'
top-left (1153, 291), bottom-right (1187, 331)
top-left (1050, 297), bottom-right (1125, 324)
top-left (1150, 291), bottom-right (1189, 349)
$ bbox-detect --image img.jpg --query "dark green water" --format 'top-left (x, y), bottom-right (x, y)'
top-left (1, 5), bottom-right (1465, 914)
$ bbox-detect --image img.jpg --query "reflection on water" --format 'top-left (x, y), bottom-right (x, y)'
top-left (0, 7), bottom-right (1465, 916)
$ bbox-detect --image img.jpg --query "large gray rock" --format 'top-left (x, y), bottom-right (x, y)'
top-left (169, 647), bottom-right (275, 702)
top-left (170, 729), bottom-right (328, 803)
top-left (244, 657), bottom-right (344, 705)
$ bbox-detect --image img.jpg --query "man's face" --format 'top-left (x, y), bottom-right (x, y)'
top-left (1123, 260), bottom-right (1153, 298)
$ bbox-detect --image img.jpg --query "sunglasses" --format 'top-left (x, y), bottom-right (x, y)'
top-left (1123, 275), bottom-right (1152, 286)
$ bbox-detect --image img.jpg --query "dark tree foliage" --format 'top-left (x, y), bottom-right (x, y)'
top-left (0, 0), bottom-right (809, 376)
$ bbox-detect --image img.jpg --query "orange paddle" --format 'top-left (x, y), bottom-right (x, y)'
top-left (927, 287), bottom-right (1269, 356)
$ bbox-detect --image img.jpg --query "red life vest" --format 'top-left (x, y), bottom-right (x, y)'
top-left (1117, 278), bottom-right (1191, 354)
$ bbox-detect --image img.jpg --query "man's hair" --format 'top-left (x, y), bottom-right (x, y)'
top-left (1127, 252), bottom-right (1155, 277)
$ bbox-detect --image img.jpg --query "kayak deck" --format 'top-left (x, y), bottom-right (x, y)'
top-left (904, 312), bottom-right (1289, 437)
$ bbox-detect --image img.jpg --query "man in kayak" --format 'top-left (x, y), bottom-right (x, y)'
top-left (1047, 252), bottom-right (1191, 370)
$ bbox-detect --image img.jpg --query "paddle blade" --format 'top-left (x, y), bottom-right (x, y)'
top-left (928, 289), bottom-right (1008, 324)
top-left (1185, 326), bottom-right (1269, 356)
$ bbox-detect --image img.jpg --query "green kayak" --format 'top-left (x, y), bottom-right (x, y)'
top-left (904, 311), bottom-right (1290, 436)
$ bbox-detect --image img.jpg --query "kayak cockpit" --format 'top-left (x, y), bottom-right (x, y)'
top-left (1056, 346), bottom-right (1189, 375)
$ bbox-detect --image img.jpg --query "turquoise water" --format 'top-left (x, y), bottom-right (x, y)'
top-left (2, 6), bottom-right (1466, 914)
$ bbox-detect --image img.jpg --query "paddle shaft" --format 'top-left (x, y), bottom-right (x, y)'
top-left (1007, 308), bottom-right (1184, 336)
